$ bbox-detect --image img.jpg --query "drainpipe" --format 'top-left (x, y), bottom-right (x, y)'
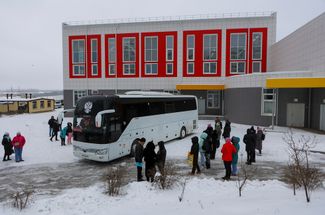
top-left (308, 88), bottom-right (311, 128)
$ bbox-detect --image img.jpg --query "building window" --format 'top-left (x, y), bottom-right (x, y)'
top-left (145, 63), bottom-right (158, 75)
top-left (145, 37), bottom-right (158, 62)
top-left (230, 62), bottom-right (245, 74)
top-left (40, 101), bottom-right (44, 109)
top-left (108, 38), bottom-right (116, 75)
top-left (73, 90), bottom-right (87, 107)
top-left (123, 63), bottom-right (135, 75)
top-left (203, 62), bottom-right (217, 74)
top-left (207, 91), bottom-right (220, 109)
top-left (252, 32), bottom-right (262, 60)
top-left (230, 33), bottom-right (246, 60)
top-left (47, 100), bottom-right (51, 108)
top-left (262, 89), bottom-right (275, 115)
top-left (32, 101), bottom-right (37, 109)
top-left (187, 35), bottom-right (195, 61)
top-left (72, 40), bottom-right (85, 75)
top-left (166, 36), bottom-right (173, 61)
top-left (90, 39), bottom-right (98, 75)
top-left (109, 64), bottom-right (116, 75)
top-left (187, 62), bottom-right (194, 74)
top-left (203, 34), bottom-right (217, 60)
top-left (252, 61), bottom-right (261, 73)
top-left (166, 63), bottom-right (173, 75)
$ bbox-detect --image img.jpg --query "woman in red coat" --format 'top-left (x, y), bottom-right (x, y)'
top-left (221, 138), bottom-right (236, 180)
top-left (11, 132), bottom-right (26, 162)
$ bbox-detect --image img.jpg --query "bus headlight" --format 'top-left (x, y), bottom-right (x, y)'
top-left (95, 149), bottom-right (108, 155)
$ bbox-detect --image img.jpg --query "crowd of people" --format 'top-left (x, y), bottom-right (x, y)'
top-left (2, 131), bottom-right (26, 162)
top-left (189, 117), bottom-right (265, 181)
top-left (48, 115), bottom-right (73, 146)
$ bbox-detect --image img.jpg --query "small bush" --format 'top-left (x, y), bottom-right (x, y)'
top-left (104, 166), bottom-right (126, 196)
top-left (154, 161), bottom-right (178, 190)
top-left (12, 186), bottom-right (35, 210)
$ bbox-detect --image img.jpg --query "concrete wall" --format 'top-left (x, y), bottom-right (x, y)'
top-left (224, 88), bottom-right (272, 126)
top-left (269, 12), bottom-right (325, 76)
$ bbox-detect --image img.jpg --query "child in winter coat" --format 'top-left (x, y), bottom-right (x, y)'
top-left (60, 125), bottom-right (68, 146)
top-left (221, 138), bottom-right (236, 180)
top-left (190, 136), bottom-right (200, 174)
top-left (2, 132), bottom-right (13, 161)
top-left (66, 122), bottom-right (73, 144)
top-left (143, 141), bottom-right (157, 182)
top-left (231, 136), bottom-right (240, 176)
top-left (222, 120), bottom-right (231, 139)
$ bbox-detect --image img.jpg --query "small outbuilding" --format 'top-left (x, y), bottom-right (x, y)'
top-left (0, 97), bottom-right (55, 114)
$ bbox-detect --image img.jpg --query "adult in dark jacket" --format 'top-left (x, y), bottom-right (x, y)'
top-left (243, 129), bottom-right (256, 165)
top-left (2, 132), bottom-right (13, 161)
top-left (48, 116), bottom-right (55, 137)
top-left (156, 141), bottom-right (167, 175)
top-left (190, 136), bottom-right (200, 174)
top-left (134, 138), bottom-right (146, 181)
top-left (250, 126), bottom-right (257, 162)
top-left (222, 120), bottom-right (231, 139)
top-left (50, 120), bottom-right (59, 141)
top-left (210, 125), bottom-right (221, 160)
top-left (143, 141), bottom-right (157, 182)
top-left (214, 117), bottom-right (223, 130)
top-left (256, 127), bottom-right (265, 155)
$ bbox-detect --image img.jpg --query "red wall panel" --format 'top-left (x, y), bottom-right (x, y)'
top-left (249, 28), bottom-right (268, 73)
top-left (68, 35), bottom-right (86, 79)
top-left (87, 34), bottom-right (101, 78)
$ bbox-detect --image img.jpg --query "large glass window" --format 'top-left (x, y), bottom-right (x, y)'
top-left (207, 91), bottom-right (220, 109)
top-left (73, 90), bottom-right (88, 107)
top-left (230, 62), bottom-right (245, 74)
top-left (187, 35), bottom-right (195, 61)
top-left (230, 33), bottom-right (246, 60)
top-left (166, 36), bottom-right (174, 61)
top-left (123, 63), bottom-right (135, 75)
top-left (145, 37), bottom-right (158, 62)
top-left (262, 89), bottom-right (275, 115)
top-left (108, 38), bottom-right (116, 75)
top-left (72, 40), bottom-right (85, 75)
top-left (252, 32), bottom-right (262, 60)
top-left (90, 39), bottom-right (98, 76)
top-left (203, 34), bottom-right (217, 60)
top-left (203, 62), bottom-right (217, 74)
top-left (145, 63), bottom-right (158, 75)
top-left (123, 37), bottom-right (136, 62)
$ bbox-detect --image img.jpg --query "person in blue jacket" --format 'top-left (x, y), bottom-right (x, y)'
top-left (60, 124), bottom-right (68, 146)
top-left (231, 136), bottom-right (240, 176)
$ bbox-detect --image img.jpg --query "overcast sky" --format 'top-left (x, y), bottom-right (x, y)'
top-left (0, 0), bottom-right (324, 90)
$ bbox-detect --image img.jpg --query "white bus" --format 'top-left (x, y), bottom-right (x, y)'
top-left (72, 91), bottom-right (198, 162)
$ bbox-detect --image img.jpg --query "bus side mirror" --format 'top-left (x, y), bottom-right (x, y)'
top-left (95, 109), bottom-right (116, 128)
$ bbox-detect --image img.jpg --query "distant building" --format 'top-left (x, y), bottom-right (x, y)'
top-left (62, 12), bottom-right (325, 130)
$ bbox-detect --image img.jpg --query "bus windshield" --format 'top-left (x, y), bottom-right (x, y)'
top-left (73, 96), bottom-right (120, 144)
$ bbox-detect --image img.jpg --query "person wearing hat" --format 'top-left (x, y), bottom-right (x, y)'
top-left (11, 132), bottom-right (26, 162)
top-left (2, 132), bottom-right (13, 161)
top-left (156, 141), bottom-right (167, 175)
top-left (134, 137), bottom-right (146, 181)
top-left (231, 136), bottom-right (240, 176)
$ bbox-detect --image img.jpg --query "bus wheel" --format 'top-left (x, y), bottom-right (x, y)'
top-left (180, 127), bottom-right (186, 139)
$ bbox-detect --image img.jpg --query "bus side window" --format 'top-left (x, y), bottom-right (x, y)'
top-left (165, 102), bottom-right (175, 113)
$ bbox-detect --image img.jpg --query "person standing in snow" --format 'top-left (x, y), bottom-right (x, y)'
top-left (215, 117), bottom-right (223, 130)
top-left (60, 124), bottom-right (68, 146)
top-left (190, 136), bottom-right (200, 175)
top-left (66, 122), bottom-right (73, 144)
top-left (250, 126), bottom-right (257, 162)
top-left (50, 119), bottom-right (59, 141)
top-left (134, 137), bottom-right (146, 181)
top-left (143, 141), bottom-right (157, 182)
top-left (211, 122), bottom-right (222, 159)
top-left (221, 138), bottom-right (236, 181)
top-left (231, 136), bottom-right (240, 176)
top-left (48, 116), bottom-right (55, 137)
top-left (243, 128), bottom-right (255, 165)
top-left (156, 141), bottom-right (167, 175)
top-left (222, 120), bottom-right (231, 139)
top-left (256, 127), bottom-right (265, 155)
top-left (2, 132), bottom-right (13, 161)
top-left (11, 132), bottom-right (26, 162)
top-left (57, 112), bottom-right (64, 131)
top-left (199, 131), bottom-right (211, 169)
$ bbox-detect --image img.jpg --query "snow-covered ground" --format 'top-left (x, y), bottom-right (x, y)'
top-left (0, 109), bottom-right (325, 214)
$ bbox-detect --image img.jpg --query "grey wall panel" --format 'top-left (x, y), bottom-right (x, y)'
top-left (224, 88), bottom-right (272, 126)
top-left (277, 89), bottom-right (309, 127)
top-left (311, 88), bottom-right (325, 130)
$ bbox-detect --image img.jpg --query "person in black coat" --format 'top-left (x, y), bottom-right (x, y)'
top-left (222, 120), bottom-right (231, 139)
top-left (134, 138), bottom-right (146, 181)
top-left (190, 136), bottom-right (200, 174)
top-left (250, 126), bottom-right (257, 162)
top-left (2, 132), bottom-right (13, 161)
top-left (50, 120), bottom-right (59, 141)
top-left (243, 129), bottom-right (256, 165)
top-left (48, 116), bottom-right (55, 137)
top-left (143, 141), bottom-right (157, 182)
top-left (156, 141), bottom-right (167, 175)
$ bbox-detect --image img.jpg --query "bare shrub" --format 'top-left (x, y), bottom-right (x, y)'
top-left (283, 130), bottom-right (323, 202)
top-left (104, 166), bottom-right (126, 196)
top-left (236, 153), bottom-right (257, 197)
top-left (12, 186), bottom-right (35, 210)
top-left (154, 161), bottom-right (178, 190)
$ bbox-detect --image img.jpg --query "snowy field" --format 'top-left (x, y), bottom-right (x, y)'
top-left (0, 109), bottom-right (325, 215)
